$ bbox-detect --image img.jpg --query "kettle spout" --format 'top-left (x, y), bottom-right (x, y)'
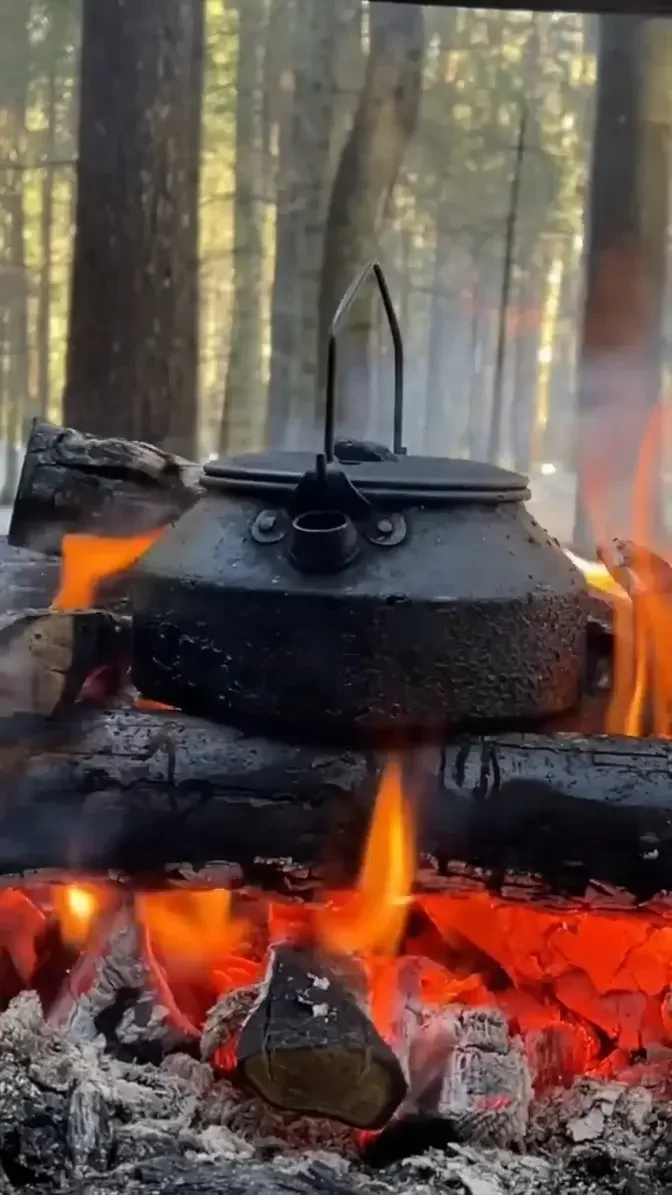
top-left (289, 509), bottom-right (358, 574)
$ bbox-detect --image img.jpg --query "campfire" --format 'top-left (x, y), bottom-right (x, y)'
top-left (4, 405), bottom-right (672, 1194)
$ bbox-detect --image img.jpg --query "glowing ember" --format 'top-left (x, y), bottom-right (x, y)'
top-left (6, 877), bottom-right (672, 1098)
top-left (0, 758), bottom-right (651, 1101)
top-left (52, 528), bottom-right (164, 610)
top-left (51, 883), bottom-right (117, 947)
top-left (134, 696), bottom-right (176, 712)
top-left (55, 885), bottom-right (98, 946)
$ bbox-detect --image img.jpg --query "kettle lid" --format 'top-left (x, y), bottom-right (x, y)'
top-left (203, 447), bottom-right (530, 507)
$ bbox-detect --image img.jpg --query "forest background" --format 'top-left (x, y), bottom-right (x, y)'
top-left (0, 0), bottom-right (670, 549)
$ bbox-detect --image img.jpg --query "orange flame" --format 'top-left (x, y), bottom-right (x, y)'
top-left (52, 528), bottom-right (163, 610)
top-left (573, 402), bottom-right (672, 737)
top-left (315, 759), bottom-right (415, 957)
top-left (135, 888), bottom-right (249, 976)
top-left (564, 550), bottom-right (628, 605)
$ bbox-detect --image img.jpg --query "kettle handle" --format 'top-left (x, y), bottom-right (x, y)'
top-left (323, 260), bottom-right (405, 463)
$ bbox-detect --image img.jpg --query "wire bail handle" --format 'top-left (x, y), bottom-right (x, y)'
top-left (323, 261), bottom-right (405, 464)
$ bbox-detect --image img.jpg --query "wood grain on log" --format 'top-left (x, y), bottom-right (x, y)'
top-left (235, 945), bottom-right (407, 1129)
top-left (0, 706), bottom-right (671, 899)
top-left (9, 420), bottom-right (201, 556)
top-left (0, 539), bottom-right (61, 614)
top-left (0, 608), bottom-right (129, 719)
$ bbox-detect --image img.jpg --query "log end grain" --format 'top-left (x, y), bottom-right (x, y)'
top-left (236, 946), bottom-right (407, 1130)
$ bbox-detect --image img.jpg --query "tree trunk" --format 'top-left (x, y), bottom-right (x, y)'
top-left (2, 182), bottom-right (28, 504)
top-left (171, 0), bottom-right (204, 459)
top-left (264, 0), bottom-right (298, 448)
top-left (37, 19), bottom-right (60, 421)
top-left (424, 254), bottom-right (463, 458)
top-left (465, 280), bottom-right (493, 460)
top-left (423, 13), bottom-right (459, 456)
top-left (317, 2), bottom-right (424, 441)
top-left (64, 0), bottom-right (205, 459)
top-left (573, 16), bottom-right (672, 555)
top-left (219, 0), bottom-right (266, 455)
top-left (509, 272), bottom-right (542, 475)
top-left (1, 0), bottom-right (30, 505)
top-left (265, 0), bottom-right (340, 449)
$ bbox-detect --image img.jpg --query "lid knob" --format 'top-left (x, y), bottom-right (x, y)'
top-left (289, 509), bottom-right (358, 574)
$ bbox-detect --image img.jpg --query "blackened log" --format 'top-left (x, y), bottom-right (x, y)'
top-left (1, 707), bottom-right (672, 899)
top-left (235, 946), bottom-right (407, 1129)
top-left (9, 420), bottom-right (202, 557)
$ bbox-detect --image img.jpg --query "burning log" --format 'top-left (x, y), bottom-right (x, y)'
top-left (49, 902), bottom-right (198, 1062)
top-left (0, 706), bottom-right (671, 899)
top-left (0, 608), bottom-right (129, 721)
top-left (202, 984), bottom-right (260, 1072)
top-left (9, 420), bottom-right (202, 557)
top-left (234, 945), bottom-right (407, 1130)
top-left (412, 1007), bottom-right (532, 1147)
top-left (364, 969), bottom-right (532, 1162)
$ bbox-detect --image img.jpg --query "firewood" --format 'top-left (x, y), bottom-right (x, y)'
top-left (0, 539), bottom-right (60, 614)
top-left (234, 945), bottom-right (407, 1130)
top-left (599, 539), bottom-right (672, 596)
top-left (0, 608), bottom-right (129, 720)
top-left (201, 985), bottom-right (260, 1070)
top-left (0, 706), bottom-right (669, 900)
top-left (364, 969), bottom-right (531, 1161)
top-left (48, 903), bottom-right (198, 1062)
top-left (0, 536), bottom-right (135, 616)
top-left (420, 1007), bottom-right (532, 1148)
top-left (9, 419), bottom-right (201, 557)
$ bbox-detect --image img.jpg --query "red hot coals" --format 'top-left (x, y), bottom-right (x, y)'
top-left (2, 761), bottom-right (672, 1144)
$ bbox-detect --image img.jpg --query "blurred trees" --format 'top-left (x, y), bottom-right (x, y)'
top-left (317, 1), bottom-right (425, 442)
top-left (573, 15), bottom-right (672, 552)
top-left (64, 0), bottom-right (205, 458)
top-left (2, 0), bottom-right (672, 546)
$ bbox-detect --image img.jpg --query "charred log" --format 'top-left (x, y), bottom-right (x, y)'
top-left (235, 946), bottom-right (407, 1130)
top-left (48, 903), bottom-right (198, 1062)
top-left (0, 707), bottom-right (671, 900)
top-left (9, 421), bottom-right (201, 557)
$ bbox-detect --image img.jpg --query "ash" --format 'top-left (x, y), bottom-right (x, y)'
top-left (0, 994), bottom-right (670, 1195)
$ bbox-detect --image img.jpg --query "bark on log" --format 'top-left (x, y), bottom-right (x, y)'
top-left (9, 420), bottom-right (202, 557)
top-left (235, 945), bottom-right (407, 1129)
top-left (0, 706), bottom-right (671, 900)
